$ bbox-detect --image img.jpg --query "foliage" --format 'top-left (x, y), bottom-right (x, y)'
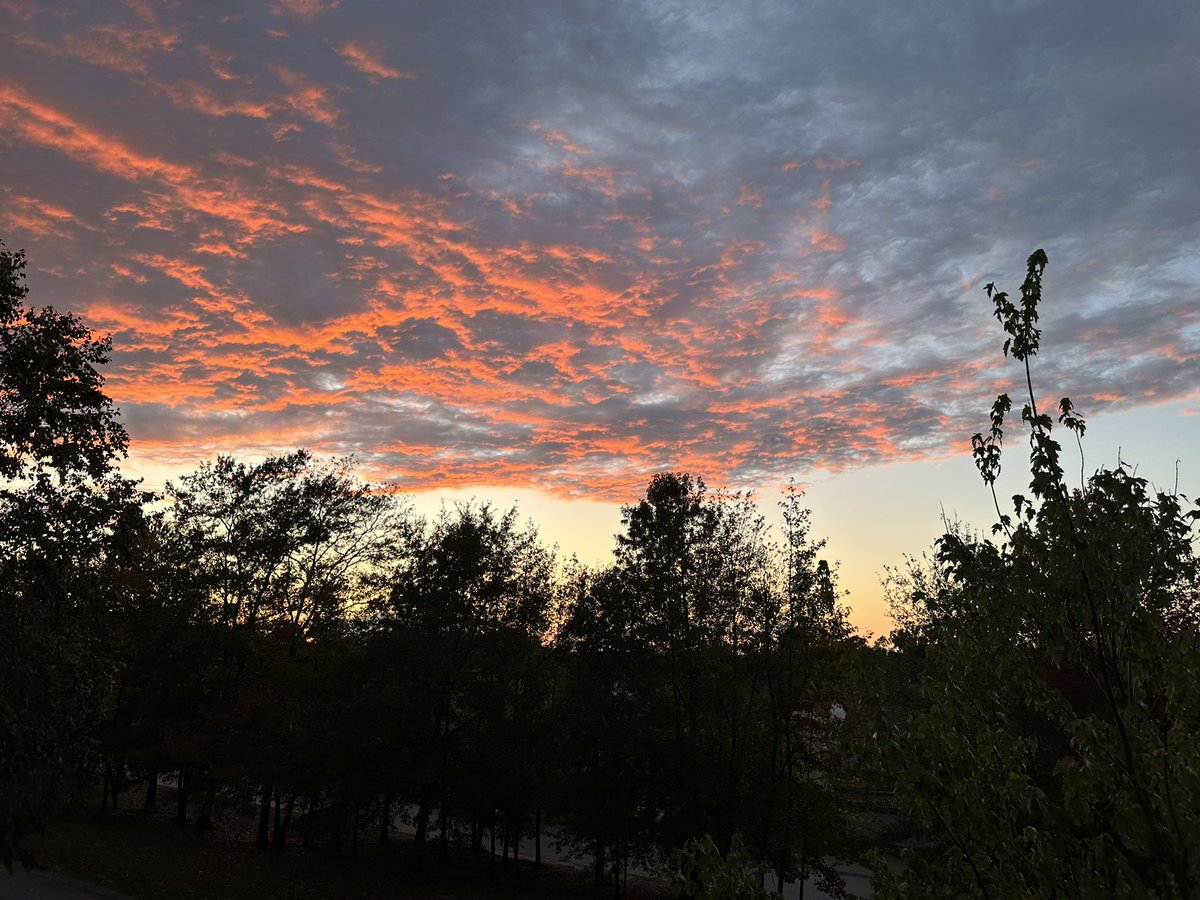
top-left (0, 243), bottom-right (127, 482)
top-left (877, 250), bottom-right (1200, 898)
top-left (556, 473), bottom-right (858, 894)
top-left (158, 453), bottom-right (405, 837)
top-left (672, 833), bottom-right (770, 899)
top-left (0, 241), bottom-right (140, 868)
top-left (375, 501), bottom-right (555, 868)
top-left (165, 451), bottom-right (404, 641)
top-left (0, 237), bottom-right (865, 893)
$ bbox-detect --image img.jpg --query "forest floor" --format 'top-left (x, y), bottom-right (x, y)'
top-left (21, 792), bottom-right (672, 900)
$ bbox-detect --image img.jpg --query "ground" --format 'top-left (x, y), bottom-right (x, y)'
top-left (14, 792), bottom-right (671, 900)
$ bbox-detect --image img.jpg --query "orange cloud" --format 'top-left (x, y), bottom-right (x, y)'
top-left (1, 87), bottom-right (291, 239)
top-left (807, 228), bottom-right (845, 253)
top-left (270, 65), bottom-right (340, 125)
top-left (162, 81), bottom-right (275, 119)
top-left (782, 156), bottom-right (861, 172)
top-left (336, 42), bottom-right (415, 81)
top-left (737, 184), bottom-right (763, 208)
top-left (0, 83), bottom-right (193, 183)
top-left (14, 18), bottom-right (182, 77)
top-left (0, 59), bottom-right (1038, 508)
top-left (271, 0), bottom-right (340, 20)
top-left (131, 253), bottom-right (221, 294)
top-left (196, 44), bottom-right (239, 82)
top-left (0, 195), bottom-right (79, 237)
top-left (531, 124), bottom-right (595, 157)
top-left (63, 23), bottom-right (180, 75)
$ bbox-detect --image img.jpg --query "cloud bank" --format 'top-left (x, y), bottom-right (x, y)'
top-left (1, 0), bottom-right (1197, 498)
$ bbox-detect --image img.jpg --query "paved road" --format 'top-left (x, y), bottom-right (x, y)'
top-left (393, 811), bottom-right (876, 898)
top-left (0, 867), bottom-right (135, 900)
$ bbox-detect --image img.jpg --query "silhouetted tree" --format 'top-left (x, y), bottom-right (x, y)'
top-left (158, 452), bottom-right (406, 841)
top-left (555, 563), bottom-right (661, 889)
top-left (378, 502), bottom-right (554, 870)
top-left (557, 474), bottom-right (856, 896)
top-left (875, 251), bottom-right (1200, 898)
top-left (0, 240), bottom-right (142, 867)
top-left (750, 487), bottom-right (857, 897)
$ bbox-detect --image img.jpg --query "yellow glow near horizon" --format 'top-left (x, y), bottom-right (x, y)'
top-left (122, 397), bottom-right (1198, 643)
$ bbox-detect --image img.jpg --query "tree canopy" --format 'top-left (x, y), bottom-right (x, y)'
top-left (10, 236), bottom-right (1196, 899)
top-left (876, 251), bottom-right (1200, 899)
top-left (0, 241), bottom-right (140, 869)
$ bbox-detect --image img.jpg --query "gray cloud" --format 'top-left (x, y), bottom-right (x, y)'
top-left (0, 0), bottom-right (1196, 497)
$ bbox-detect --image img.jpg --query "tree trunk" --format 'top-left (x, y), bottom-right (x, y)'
top-left (196, 778), bottom-right (215, 830)
top-left (594, 842), bottom-right (606, 890)
top-left (273, 793), bottom-right (294, 848)
top-left (534, 806), bottom-right (542, 866)
top-left (379, 785), bottom-right (392, 844)
top-left (175, 766), bottom-right (189, 825)
top-left (413, 794), bottom-right (433, 872)
top-left (436, 799), bottom-right (450, 863)
top-left (333, 803), bottom-right (345, 856)
top-left (100, 759), bottom-right (110, 815)
top-left (257, 783), bottom-right (273, 847)
top-left (489, 812), bottom-right (496, 880)
top-left (512, 819), bottom-right (521, 879)
top-left (144, 769), bottom-right (158, 813)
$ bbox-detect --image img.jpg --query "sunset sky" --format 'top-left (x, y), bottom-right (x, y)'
top-left (2, 0), bottom-right (1197, 635)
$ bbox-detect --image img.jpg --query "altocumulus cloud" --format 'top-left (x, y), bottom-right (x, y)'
top-left (0, 0), bottom-right (1197, 498)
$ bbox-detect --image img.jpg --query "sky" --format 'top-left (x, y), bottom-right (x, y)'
top-left (1, 0), bottom-right (1197, 636)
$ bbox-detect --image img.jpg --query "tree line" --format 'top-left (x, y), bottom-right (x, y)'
top-left (2, 238), bottom-right (1198, 898)
top-left (0, 239), bottom-right (862, 896)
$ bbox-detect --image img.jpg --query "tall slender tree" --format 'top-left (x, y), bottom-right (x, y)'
top-left (379, 502), bottom-right (554, 870)
top-left (877, 251), bottom-right (1200, 898)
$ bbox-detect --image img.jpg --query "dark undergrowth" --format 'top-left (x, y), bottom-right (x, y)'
top-left (25, 789), bottom-right (672, 900)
